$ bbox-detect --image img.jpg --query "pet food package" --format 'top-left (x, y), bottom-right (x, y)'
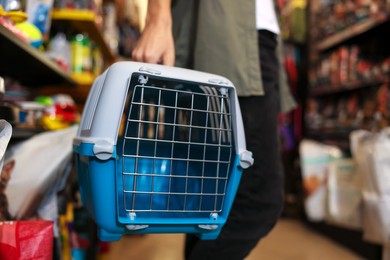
top-left (361, 192), bottom-right (390, 244)
top-left (0, 220), bottom-right (53, 260)
top-left (299, 139), bottom-right (343, 221)
top-left (351, 128), bottom-right (390, 245)
top-left (326, 158), bottom-right (362, 230)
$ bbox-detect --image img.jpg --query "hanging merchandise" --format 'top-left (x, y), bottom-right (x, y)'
top-left (281, 44), bottom-right (302, 148)
top-left (279, 0), bottom-right (307, 43)
top-left (290, 0), bottom-right (307, 43)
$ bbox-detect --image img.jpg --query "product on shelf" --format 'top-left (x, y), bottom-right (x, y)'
top-left (15, 21), bottom-right (43, 48)
top-left (46, 32), bottom-right (71, 72)
top-left (305, 84), bottom-right (390, 133)
top-left (310, 44), bottom-right (390, 90)
top-left (70, 33), bottom-right (92, 74)
top-left (25, 0), bottom-right (54, 38)
top-left (0, 0), bottom-right (28, 23)
top-left (53, 0), bottom-right (96, 10)
top-left (312, 0), bottom-right (387, 42)
top-left (36, 94), bottom-right (80, 130)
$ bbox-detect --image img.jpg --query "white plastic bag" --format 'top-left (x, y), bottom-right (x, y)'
top-left (372, 129), bottom-right (390, 196)
top-left (350, 130), bottom-right (377, 194)
top-left (351, 128), bottom-right (390, 244)
top-left (5, 125), bottom-right (78, 219)
top-left (362, 192), bottom-right (390, 244)
top-left (0, 120), bottom-right (12, 173)
top-left (351, 128), bottom-right (390, 196)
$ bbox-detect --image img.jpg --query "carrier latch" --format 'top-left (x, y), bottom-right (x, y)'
top-left (93, 139), bottom-right (114, 160)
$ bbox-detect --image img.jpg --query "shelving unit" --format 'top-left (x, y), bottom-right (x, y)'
top-left (310, 75), bottom-right (390, 96)
top-left (316, 13), bottom-right (388, 51)
top-left (51, 9), bottom-right (116, 64)
top-left (0, 24), bottom-right (76, 87)
top-left (1, 7), bottom-right (118, 258)
top-left (33, 9), bottom-right (118, 102)
top-left (303, 1), bottom-right (390, 258)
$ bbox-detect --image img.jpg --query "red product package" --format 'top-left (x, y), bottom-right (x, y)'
top-left (0, 221), bottom-right (53, 260)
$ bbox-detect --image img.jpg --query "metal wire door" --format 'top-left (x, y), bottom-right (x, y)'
top-left (120, 78), bottom-right (234, 219)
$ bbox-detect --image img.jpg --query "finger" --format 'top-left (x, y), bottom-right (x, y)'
top-left (143, 52), bottom-right (162, 64)
top-left (131, 49), bottom-right (142, 62)
top-left (162, 49), bottom-right (175, 66)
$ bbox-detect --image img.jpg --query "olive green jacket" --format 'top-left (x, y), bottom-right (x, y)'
top-left (171, 0), bottom-right (296, 113)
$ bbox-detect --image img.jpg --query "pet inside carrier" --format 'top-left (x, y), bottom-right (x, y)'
top-left (73, 62), bottom-right (253, 241)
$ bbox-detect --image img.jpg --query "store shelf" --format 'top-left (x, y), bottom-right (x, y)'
top-left (51, 9), bottom-right (116, 63)
top-left (306, 129), bottom-right (352, 139)
top-left (71, 72), bottom-right (95, 86)
top-left (11, 127), bottom-right (45, 140)
top-left (310, 75), bottom-right (390, 97)
top-left (36, 83), bottom-right (92, 112)
top-left (316, 14), bottom-right (389, 52)
top-left (0, 24), bottom-right (76, 87)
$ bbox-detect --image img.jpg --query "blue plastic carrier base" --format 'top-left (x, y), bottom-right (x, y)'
top-left (73, 62), bottom-right (253, 242)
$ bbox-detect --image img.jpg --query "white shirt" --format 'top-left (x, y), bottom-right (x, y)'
top-left (256, 0), bottom-right (280, 35)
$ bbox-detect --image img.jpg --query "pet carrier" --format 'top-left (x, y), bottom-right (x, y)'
top-left (73, 61), bottom-right (253, 241)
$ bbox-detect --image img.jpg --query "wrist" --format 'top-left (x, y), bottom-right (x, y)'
top-left (146, 13), bottom-right (172, 28)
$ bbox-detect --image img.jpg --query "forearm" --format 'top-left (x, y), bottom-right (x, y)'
top-left (145, 0), bottom-right (172, 27)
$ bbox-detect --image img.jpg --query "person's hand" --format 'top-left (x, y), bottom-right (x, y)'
top-left (132, 10), bottom-right (175, 66)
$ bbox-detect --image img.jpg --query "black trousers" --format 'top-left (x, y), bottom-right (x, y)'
top-left (185, 30), bottom-right (284, 260)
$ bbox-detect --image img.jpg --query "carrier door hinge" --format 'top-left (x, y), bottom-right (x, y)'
top-left (126, 225), bottom-right (149, 230)
top-left (93, 140), bottom-right (114, 160)
top-left (239, 150), bottom-right (254, 169)
top-left (198, 213), bottom-right (219, 230)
